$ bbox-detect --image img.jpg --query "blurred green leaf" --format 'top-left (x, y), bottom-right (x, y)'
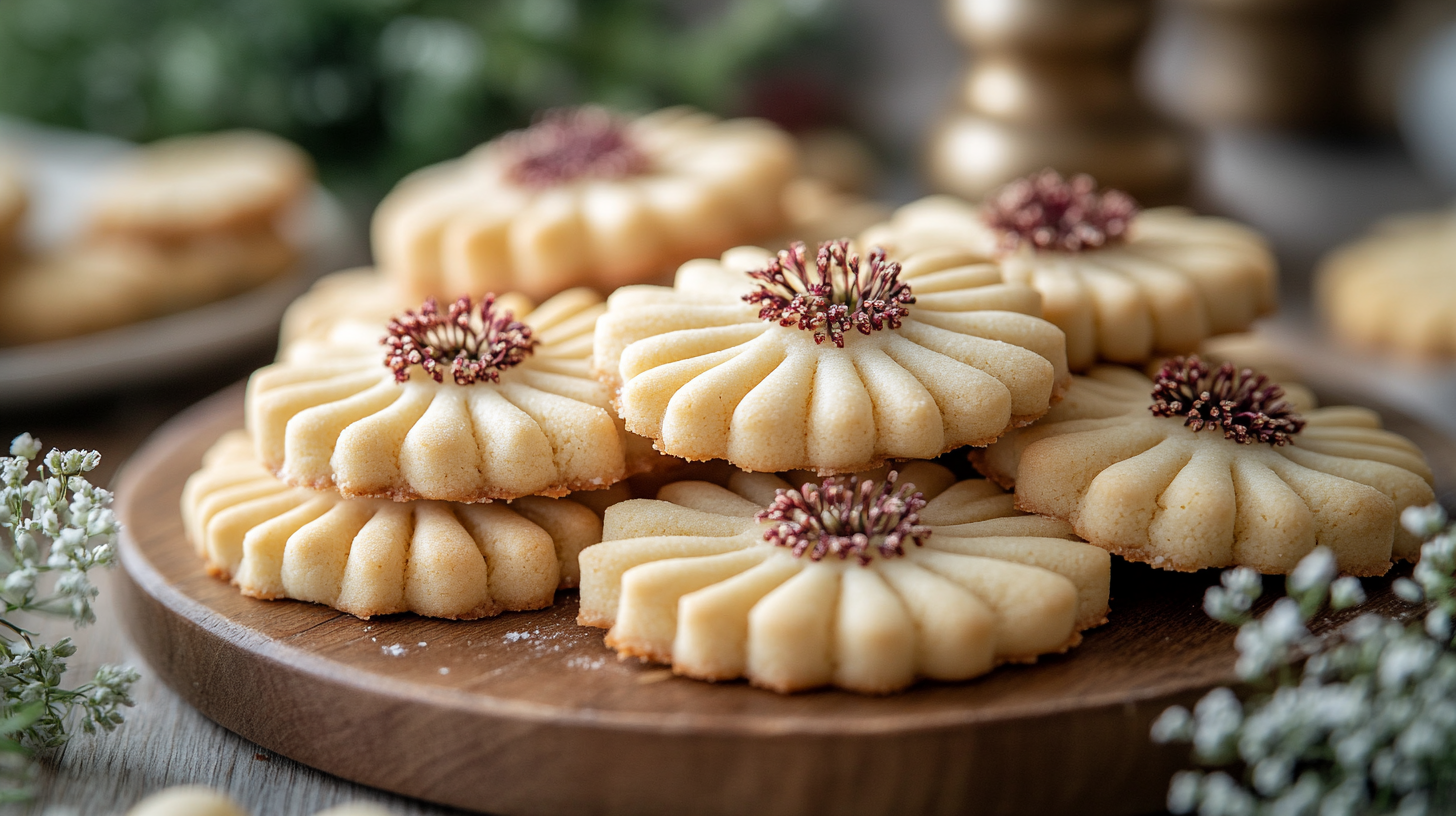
top-left (0, 0), bottom-right (838, 203)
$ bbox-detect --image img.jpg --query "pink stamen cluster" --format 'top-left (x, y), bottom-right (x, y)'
top-left (742, 240), bottom-right (914, 348)
top-left (383, 295), bottom-right (535, 386)
top-left (982, 169), bottom-right (1139, 253)
top-left (755, 472), bottom-right (931, 565)
top-left (1149, 355), bottom-right (1305, 446)
top-left (502, 106), bottom-right (649, 188)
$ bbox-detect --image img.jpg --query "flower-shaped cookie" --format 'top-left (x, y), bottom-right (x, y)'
top-left (248, 285), bottom-right (653, 502)
top-left (593, 239), bottom-right (1070, 474)
top-left (973, 360), bottom-right (1435, 575)
top-left (374, 106), bottom-right (798, 302)
top-left (184, 432), bottom-right (624, 619)
top-left (578, 461), bottom-right (1110, 694)
top-left (860, 171), bottom-right (1277, 371)
top-left (1317, 209), bottom-right (1456, 357)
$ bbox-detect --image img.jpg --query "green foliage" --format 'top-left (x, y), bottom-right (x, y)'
top-left (1152, 507), bottom-right (1456, 816)
top-left (0, 0), bottom-right (834, 197)
top-left (0, 435), bottom-right (137, 800)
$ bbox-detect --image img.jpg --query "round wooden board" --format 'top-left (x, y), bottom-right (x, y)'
top-left (113, 385), bottom-right (1451, 816)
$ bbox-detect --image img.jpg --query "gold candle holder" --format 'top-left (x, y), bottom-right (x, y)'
top-left (926, 0), bottom-right (1191, 205)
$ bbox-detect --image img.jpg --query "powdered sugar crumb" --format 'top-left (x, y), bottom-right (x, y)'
top-left (567, 655), bottom-right (607, 671)
top-left (417, 641), bottom-right (428, 647)
top-left (439, 667), bottom-right (450, 675)
top-left (381, 643), bottom-right (408, 657)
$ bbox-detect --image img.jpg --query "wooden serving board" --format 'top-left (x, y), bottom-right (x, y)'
top-left (113, 385), bottom-right (1450, 816)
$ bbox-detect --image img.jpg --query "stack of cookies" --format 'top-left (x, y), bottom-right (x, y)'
top-left (0, 131), bottom-right (312, 344)
top-left (182, 107), bottom-right (1437, 696)
top-left (183, 106), bottom-right (860, 621)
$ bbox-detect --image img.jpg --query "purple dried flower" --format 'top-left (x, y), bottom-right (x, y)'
top-left (742, 240), bottom-right (914, 347)
top-left (755, 472), bottom-right (931, 565)
top-left (501, 106), bottom-right (649, 188)
top-left (982, 169), bottom-right (1139, 253)
top-left (1150, 355), bottom-right (1305, 446)
top-left (383, 295), bottom-right (535, 386)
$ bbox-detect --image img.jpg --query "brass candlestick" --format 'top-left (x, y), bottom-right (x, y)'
top-left (925, 0), bottom-right (1191, 205)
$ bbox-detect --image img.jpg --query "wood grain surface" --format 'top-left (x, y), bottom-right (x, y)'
top-left (109, 385), bottom-right (1451, 816)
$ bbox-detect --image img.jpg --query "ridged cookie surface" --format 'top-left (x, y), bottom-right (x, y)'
top-left (375, 106), bottom-right (798, 302)
top-left (184, 431), bottom-right (626, 619)
top-left (249, 285), bottom-right (655, 502)
top-left (863, 191), bottom-right (1276, 371)
top-left (593, 240), bottom-right (1069, 475)
top-left (973, 364), bottom-right (1434, 575)
top-left (579, 461), bottom-right (1109, 694)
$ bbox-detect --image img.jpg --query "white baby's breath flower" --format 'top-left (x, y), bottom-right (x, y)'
top-left (1290, 547), bottom-right (1337, 595)
top-left (7, 435), bottom-right (39, 461)
top-left (1267, 772), bottom-right (1322, 816)
top-left (1380, 639), bottom-right (1439, 692)
top-left (1403, 504), bottom-right (1449, 539)
top-left (1199, 771), bottom-right (1257, 816)
top-left (1153, 507), bottom-right (1456, 815)
top-left (1167, 770), bottom-right (1204, 814)
top-left (1426, 607), bottom-right (1452, 642)
top-left (1193, 687), bottom-right (1245, 764)
top-left (1252, 753), bottom-right (1296, 796)
top-left (1331, 576), bottom-right (1367, 611)
top-left (0, 435), bottom-right (134, 796)
top-left (1395, 578), bottom-right (1426, 604)
top-left (1152, 705), bottom-right (1194, 743)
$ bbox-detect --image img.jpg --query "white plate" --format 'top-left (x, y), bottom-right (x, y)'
top-left (0, 119), bottom-right (366, 407)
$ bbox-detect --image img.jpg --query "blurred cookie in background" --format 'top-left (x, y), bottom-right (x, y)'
top-left (373, 106), bottom-right (800, 303)
top-left (0, 130), bottom-right (313, 346)
top-left (1318, 208), bottom-right (1456, 358)
top-left (86, 130), bottom-right (313, 242)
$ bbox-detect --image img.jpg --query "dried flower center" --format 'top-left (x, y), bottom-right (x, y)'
top-left (383, 295), bottom-right (535, 386)
top-left (982, 169), bottom-right (1139, 253)
top-left (755, 472), bottom-right (931, 565)
top-left (501, 107), bottom-right (649, 188)
top-left (1149, 355), bottom-right (1305, 446)
top-left (742, 240), bottom-right (914, 348)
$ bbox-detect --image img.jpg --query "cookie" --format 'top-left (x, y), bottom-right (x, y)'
top-left (373, 106), bottom-right (798, 301)
top-left (276, 267), bottom-right (407, 351)
top-left (87, 130), bottom-right (312, 240)
top-left (184, 431), bottom-right (627, 619)
top-left (593, 238), bottom-right (1069, 474)
top-left (769, 176), bottom-right (888, 249)
top-left (0, 230), bottom-right (296, 345)
top-left (1317, 209), bottom-right (1456, 356)
top-left (861, 171), bottom-right (1278, 371)
top-left (973, 360), bottom-right (1435, 575)
top-left (249, 286), bottom-right (657, 502)
top-left (578, 461), bottom-right (1109, 694)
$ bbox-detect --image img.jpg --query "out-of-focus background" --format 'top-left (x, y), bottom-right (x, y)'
top-left (5, 0), bottom-right (1454, 271)
top-left (5, 3), bottom-right (1456, 812)
top-left (2, 0), bottom-right (1455, 424)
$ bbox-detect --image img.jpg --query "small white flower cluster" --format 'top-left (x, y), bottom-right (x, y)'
top-left (0, 435), bottom-right (137, 796)
top-left (1151, 509), bottom-right (1456, 816)
top-left (0, 434), bottom-right (118, 625)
